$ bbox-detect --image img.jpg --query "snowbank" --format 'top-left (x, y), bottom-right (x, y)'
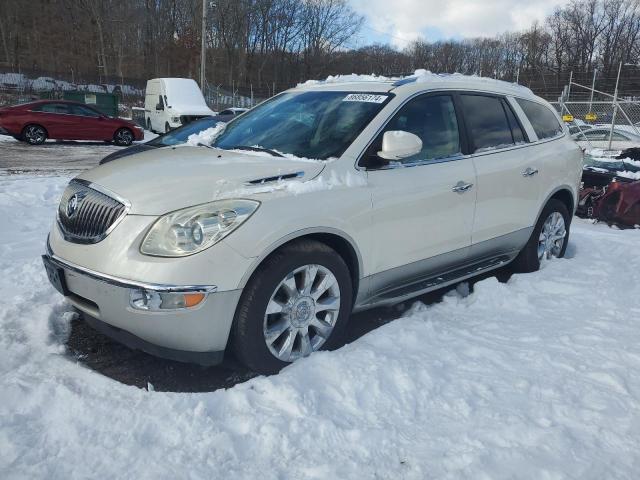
top-left (2, 174), bottom-right (640, 478)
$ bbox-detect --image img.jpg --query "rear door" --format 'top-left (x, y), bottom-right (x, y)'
top-left (68, 104), bottom-right (105, 140)
top-left (31, 103), bottom-right (75, 139)
top-left (364, 93), bottom-right (476, 292)
top-left (459, 93), bottom-right (540, 254)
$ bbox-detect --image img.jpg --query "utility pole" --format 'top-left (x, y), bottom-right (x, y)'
top-left (588, 68), bottom-right (597, 117)
top-left (608, 62), bottom-right (622, 151)
top-left (199, 0), bottom-right (207, 90)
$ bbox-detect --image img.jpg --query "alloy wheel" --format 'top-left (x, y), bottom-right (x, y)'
top-left (537, 211), bottom-right (566, 260)
top-left (25, 126), bottom-right (45, 144)
top-left (263, 264), bottom-right (341, 362)
top-left (115, 129), bottom-right (133, 145)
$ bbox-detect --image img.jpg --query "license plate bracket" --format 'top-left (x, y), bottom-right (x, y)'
top-left (42, 255), bottom-right (69, 296)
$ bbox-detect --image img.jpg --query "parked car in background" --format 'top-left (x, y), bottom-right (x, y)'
top-left (43, 74), bottom-right (582, 374)
top-left (0, 100), bottom-right (143, 145)
top-left (211, 107), bottom-right (248, 123)
top-left (572, 127), bottom-right (640, 150)
top-left (100, 116), bottom-right (215, 164)
top-left (568, 124), bottom-right (593, 135)
top-left (145, 78), bottom-right (215, 134)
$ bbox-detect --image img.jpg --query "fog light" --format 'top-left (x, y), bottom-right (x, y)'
top-left (129, 289), bottom-right (206, 311)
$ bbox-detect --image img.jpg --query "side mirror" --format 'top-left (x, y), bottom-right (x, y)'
top-left (156, 103), bottom-right (164, 111)
top-left (377, 131), bottom-right (422, 160)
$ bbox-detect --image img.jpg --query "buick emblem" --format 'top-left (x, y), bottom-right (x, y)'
top-left (66, 192), bottom-right (86, 217)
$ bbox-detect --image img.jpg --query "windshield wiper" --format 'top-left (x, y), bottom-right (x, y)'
top-left (230, 145), bottom-right (284, 157)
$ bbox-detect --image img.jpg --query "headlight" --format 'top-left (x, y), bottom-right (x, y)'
top-left (140, 199), bottom-right (259, 257)
top-left (171, 117), bottom-right (180, 123)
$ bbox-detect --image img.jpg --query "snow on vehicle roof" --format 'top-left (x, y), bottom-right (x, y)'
top-left (298, 69), bottom-right (535, 98)
top-left (159, 78), bottom-right (214, 113)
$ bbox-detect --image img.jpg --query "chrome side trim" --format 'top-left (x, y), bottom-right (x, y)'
top-left (45, 239), bottom-right (217, 294)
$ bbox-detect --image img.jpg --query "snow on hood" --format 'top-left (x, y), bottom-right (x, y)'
top-left (76, 146), bottom-right (325, 215)
top-left (162, 78), bottom-right (215, 115)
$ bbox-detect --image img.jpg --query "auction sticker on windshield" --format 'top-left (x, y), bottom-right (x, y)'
top-left (342, 93), bottom-right (388, 103)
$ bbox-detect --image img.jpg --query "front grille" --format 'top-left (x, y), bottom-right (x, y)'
top-left (57, 180), bottom-right (128, 244)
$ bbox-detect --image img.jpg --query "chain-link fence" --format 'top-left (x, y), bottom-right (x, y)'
top-left (550, 76), bottom-right (640, 153)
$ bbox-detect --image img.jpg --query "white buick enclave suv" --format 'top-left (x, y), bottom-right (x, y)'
top-left (43, 73), bottom-right (583, 374)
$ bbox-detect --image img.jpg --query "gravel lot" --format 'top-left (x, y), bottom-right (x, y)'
top-left (0, 132), bottom-right (155, 174)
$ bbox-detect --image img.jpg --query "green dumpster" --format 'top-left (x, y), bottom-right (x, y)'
top-left (62, 91), bottom-right (118, 117)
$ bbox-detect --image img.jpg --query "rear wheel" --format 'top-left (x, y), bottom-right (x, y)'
top-left (146, 118), bottom-right (151, 132)
top-left (22, 124), bottom-right (47, 145)
top-left (511, 199), bottom-right (570, 273)
top-left (231, 239), bottom-right (353, 374)
top-left (113, 128), bottom-right (134, 146)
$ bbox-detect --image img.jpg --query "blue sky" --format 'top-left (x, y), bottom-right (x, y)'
top-left (349, 0), bottom-right (570, 48)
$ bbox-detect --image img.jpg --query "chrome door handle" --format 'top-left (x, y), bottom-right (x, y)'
top-left (452, 181), bottom-right (473, 193)
top-left (522, 167), bottom-right (539, 177)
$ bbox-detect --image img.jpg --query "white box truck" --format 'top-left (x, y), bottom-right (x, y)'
top-left (144, 78), bottom-right (215, 133)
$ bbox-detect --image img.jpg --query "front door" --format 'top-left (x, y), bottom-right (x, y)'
top-left (67, 104), bottom-right (105, 140)
top-left (364, 93), bottom-right (477, 291)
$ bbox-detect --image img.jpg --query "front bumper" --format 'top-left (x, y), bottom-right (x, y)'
top-left (132, 127), bottom-right (145, 141)
top-left (43, 248), bottom-right (242, 366)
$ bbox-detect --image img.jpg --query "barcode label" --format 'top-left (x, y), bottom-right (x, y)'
top-left (342, 94), bottom-right (388, 103)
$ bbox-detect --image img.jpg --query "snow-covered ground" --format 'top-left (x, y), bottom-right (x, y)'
top-left (1, 174), bottom-right (640, 479)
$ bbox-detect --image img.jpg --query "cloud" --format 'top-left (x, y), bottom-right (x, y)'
top-left (350, 0), bottom-right (570, 47)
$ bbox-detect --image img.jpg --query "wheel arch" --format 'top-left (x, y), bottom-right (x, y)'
top-left (237, 227), bottom-right (363, 302)
top-left (536, 186), bottom-right (576, 225)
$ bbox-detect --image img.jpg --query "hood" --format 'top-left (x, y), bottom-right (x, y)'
top-left (99, 143), bottom-right (157, 164)
top-left (77, 146), bottom-right (325, 215)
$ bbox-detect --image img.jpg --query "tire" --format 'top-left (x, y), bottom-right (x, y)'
top-left (146, 118), bottom-right (151, 132)
top-left (22, 124), bottom-right (47, 145)
top-left (231, 239), bottom-right (353, 374)
top-left (511, 199), bottom-right (571, 273)
top-left (113, 128), bottom-right (134, 146)
top-left (164, 122), bottom-right (170, 134)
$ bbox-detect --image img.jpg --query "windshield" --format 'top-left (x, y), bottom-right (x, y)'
top-left (211, 91), bottom-right (392, 160)
top-left (149, 117), bottom-right (215, 146)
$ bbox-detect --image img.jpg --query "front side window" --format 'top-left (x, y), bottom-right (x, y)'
top-left (460, 95), bottom-right (514, 152)
top-left (516, 98), bottom-right (563, 140)
top-left (212, 91), bottom-right (391, 160)
top-left (70, 104), bottom-right (101, 117)
top-left (366, 94), bottom-right (461, 166)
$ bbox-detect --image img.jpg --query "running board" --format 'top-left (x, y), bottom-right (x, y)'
top-left (360, 254), bottom-right (513, 309)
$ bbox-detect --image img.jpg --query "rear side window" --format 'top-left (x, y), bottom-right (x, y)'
top-left (34, 103), bottom-right (69, 114)
top-left (460, 95), bottom-right (514, 152)
top-left (516, 98), bottom-right (563, 140)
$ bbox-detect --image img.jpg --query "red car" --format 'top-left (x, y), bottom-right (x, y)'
top-left (0, 100), bottom-right (144, 146)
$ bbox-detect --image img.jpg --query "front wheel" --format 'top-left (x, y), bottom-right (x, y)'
top-left (231, 240), bottom-right (353, 374)
top-left (22, 124), bottom-right (47, 145)
top-left (164, 122), bottom-right (170, 133)
top-left (113, 128), bottom-right (134, 146)
top-left (511, 199), bottom-right (571, 273)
